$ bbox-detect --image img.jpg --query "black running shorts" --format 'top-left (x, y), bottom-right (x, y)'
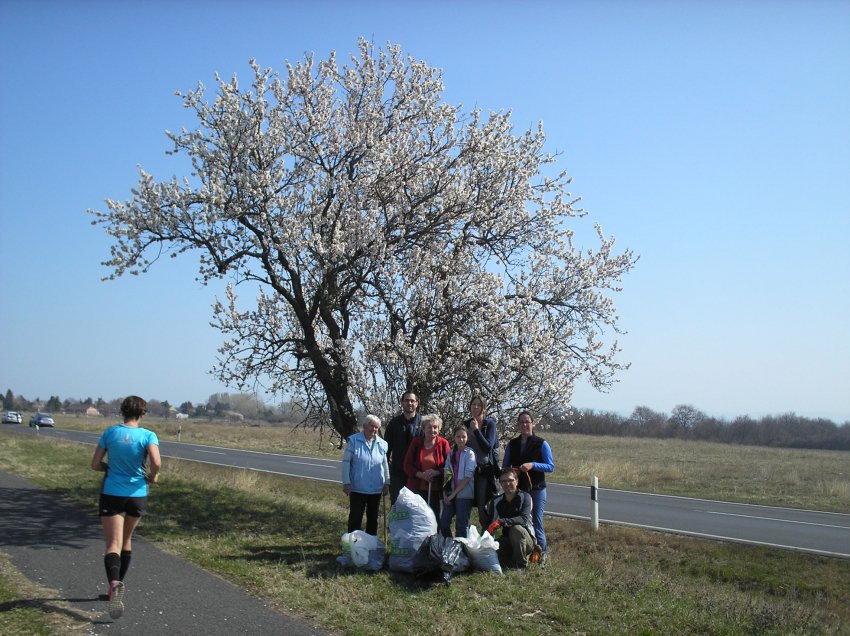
top-left (99, 493), bottom-right (147, 517)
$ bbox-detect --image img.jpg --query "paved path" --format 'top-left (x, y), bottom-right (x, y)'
top-left (0, 469), bottom-right (326, 635)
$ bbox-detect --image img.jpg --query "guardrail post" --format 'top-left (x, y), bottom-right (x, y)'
top-left (591, 475), bottom-right (599, 531)
top-left (177, 425), bottom-right (182, 442)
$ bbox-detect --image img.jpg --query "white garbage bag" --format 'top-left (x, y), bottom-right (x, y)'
top-left (388, 487), bottom-right (438, 573)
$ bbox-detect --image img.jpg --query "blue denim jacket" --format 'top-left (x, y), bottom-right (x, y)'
top-left (444, 447), bottom-right (476, 499)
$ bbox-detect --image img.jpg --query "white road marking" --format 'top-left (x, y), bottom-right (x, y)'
top-left (703, 510), bottom-right (850, 530)
top-left (287, 460), bottom-right (337, 468)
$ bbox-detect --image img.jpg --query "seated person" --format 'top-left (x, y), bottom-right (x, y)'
top-left (486, 468), bottom-right (536, 568)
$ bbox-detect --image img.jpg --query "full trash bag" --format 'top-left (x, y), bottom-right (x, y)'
top-left (457, 526), bottom-right (502, 575)
top-left (412, 534), bottom-right (446, 578)
top-left (388, 487), bottom-right (438, 573)
top-left (413, 535), bottom-right (471, 586)
top-left (337, 530), bottom-right (386, 571)
top-left (441, 538), bottom-right (470, 573)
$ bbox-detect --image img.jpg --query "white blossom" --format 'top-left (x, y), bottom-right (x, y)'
top-left (90, 39), bottom-right (637, 438)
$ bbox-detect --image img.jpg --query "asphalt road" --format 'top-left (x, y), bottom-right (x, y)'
top-left (4, 423), bottom-right (849, 559)
top-left (0, 468), bottom-right (325, 635)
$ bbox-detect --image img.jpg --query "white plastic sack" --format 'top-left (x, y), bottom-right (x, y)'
top-left (337, 531), bottom-right (386, 571)
top-left (388, 487), bottom-right (438, 573)
top-left (459, 526), bottom-right (502, 575)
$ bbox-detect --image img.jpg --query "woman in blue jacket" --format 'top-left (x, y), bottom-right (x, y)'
top-left (463, 394), bottom-right (499, 529)
top-left (342, 414), bottom-right (390, 536)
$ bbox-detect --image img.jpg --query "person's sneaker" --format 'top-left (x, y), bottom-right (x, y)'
top-left (530, 544), bottom-right (543, 564)
top-left (539, 551), bottom-right (547, 569)
top-left (108, 580), bottom-right (125, 619)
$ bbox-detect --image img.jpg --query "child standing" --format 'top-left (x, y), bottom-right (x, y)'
top-left (440, 425), bottom-right (477, 538)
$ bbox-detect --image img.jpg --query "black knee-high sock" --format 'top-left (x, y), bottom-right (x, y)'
top-left (104, 552), bottom-right (121, 583)
top-left (119, 551), bottom-right (132, 581)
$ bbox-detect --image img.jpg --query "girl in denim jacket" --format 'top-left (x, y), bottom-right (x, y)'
top-left (440, 424), bottom-right (477, 538)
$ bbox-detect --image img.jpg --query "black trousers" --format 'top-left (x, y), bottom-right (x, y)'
top-left (348, 491), bottom-right (382, 536)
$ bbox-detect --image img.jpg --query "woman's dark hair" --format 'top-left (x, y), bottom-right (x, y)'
top-left (451, 424), bottom-right (469, 450)
top-left (470, 393), bottom-right (488, 414)
top-left (120, 396), bottom-right (148, 421)
top-left (517, 410), bottom-right (534, 424)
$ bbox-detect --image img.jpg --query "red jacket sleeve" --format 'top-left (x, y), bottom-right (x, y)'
top-left (436, 437), bottom-right (450, 469)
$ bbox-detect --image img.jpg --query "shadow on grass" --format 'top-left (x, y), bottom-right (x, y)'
top-left (147, 476), bottom-right (343, 540)
top-left (0, 597), bottom-right (100, 625)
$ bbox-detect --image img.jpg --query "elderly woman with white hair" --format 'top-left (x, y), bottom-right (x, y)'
top-left (342, 414), bottom-right (390, 535)
top-left (403, 414), bottom-right (450, 521)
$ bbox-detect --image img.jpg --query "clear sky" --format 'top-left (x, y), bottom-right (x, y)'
top-left (1, 0), bottom-right (847, 422)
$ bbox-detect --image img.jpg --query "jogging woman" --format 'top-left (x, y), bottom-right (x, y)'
top-left (90, 395), bottom-right (161, 619)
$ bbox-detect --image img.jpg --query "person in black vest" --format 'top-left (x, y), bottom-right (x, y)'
top-left (502, 410), bottom-right (554, 565)
top-left (383, 390), bottom-right (422, 504)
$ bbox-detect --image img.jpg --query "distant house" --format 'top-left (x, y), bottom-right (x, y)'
top-left (224, 411), bottom-right (244, 422)
top-left (175, 413), bottom-right (189, 420)
top-left (66, 404), bottom-right (100, 417)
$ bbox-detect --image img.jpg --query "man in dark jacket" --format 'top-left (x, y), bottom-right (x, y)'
top-left (384, 391), bottom-right (421, 504)
top-left (487, 468), bottom-right (536, 568)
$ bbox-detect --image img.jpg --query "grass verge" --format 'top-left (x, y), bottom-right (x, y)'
top-left (0, 551), bottom-right (95, 636)
top-left (1, 432), bottom-right (848, 635)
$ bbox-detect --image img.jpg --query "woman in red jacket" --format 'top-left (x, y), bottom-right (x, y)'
top-left (403, 414), bottom-right (450, 521)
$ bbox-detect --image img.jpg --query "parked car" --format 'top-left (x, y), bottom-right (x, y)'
top-left (29, 413), bottom-right (55, 428)
top-left (2, 411), bottom-right (23, 424)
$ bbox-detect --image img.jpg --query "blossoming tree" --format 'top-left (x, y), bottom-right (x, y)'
top-left (91, 39), bottom-right (637, 439)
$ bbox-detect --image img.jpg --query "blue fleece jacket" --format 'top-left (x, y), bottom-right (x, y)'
top-left (342, 432), bottom-right (390, 495)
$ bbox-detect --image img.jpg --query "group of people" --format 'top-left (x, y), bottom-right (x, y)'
top-left (341, 391), bottom-right (554, 568)
top-left (88, 391), bottom-right (553, 623)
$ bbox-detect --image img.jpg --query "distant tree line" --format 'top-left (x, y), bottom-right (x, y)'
top-left (3, 389), bottom-right (301, 425)
top-left (5, 388), bottom-right (847, 449)
top-left (546, 405), bottom-right (850, 451)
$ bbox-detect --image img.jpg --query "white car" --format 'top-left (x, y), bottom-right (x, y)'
top-left (2, 411), bottom-right (23, 424)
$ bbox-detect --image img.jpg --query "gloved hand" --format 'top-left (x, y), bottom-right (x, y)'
top-left (487, 520), bottom-right (502, 534)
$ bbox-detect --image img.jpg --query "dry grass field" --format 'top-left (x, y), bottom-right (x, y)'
top-left (52, 414), bottom-right (850, 512)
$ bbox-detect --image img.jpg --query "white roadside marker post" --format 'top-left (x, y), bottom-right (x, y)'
top-left (591, 475), bottom-right (599, 531)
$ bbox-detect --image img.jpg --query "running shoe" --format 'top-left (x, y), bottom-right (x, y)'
top-left (108, 580), bottom-right (125, 619)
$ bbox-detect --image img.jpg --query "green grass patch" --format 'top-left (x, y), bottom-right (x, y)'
top-left (1, 432), bottom-right (848, 635)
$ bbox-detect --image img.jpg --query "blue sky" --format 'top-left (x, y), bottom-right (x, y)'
top-left (1, 0), bottom-right (847, 422)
